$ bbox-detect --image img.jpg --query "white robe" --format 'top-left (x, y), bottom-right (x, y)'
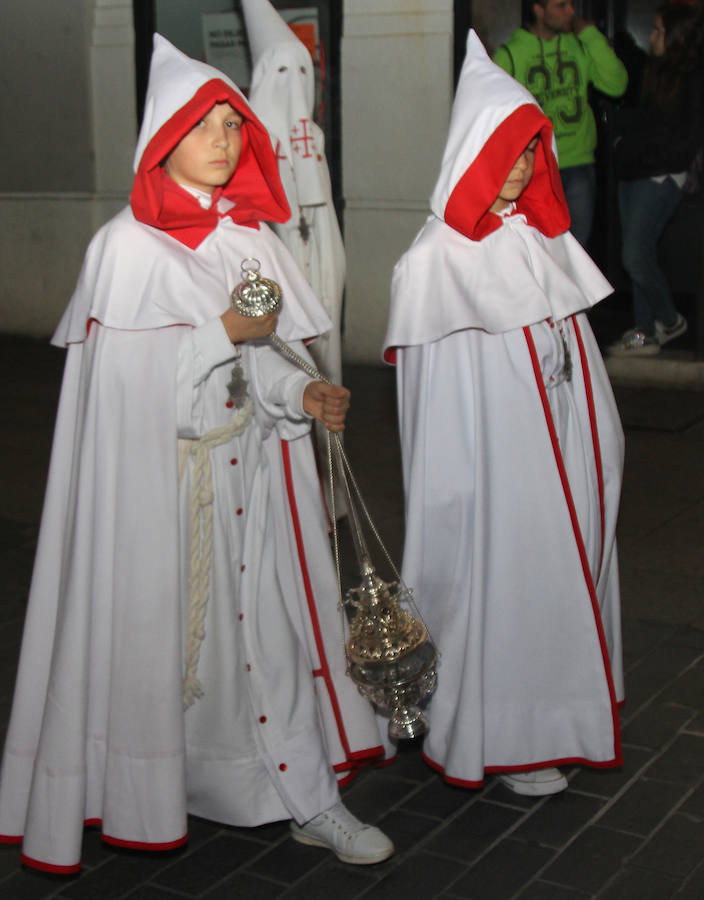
top-left (0, 210), bottom-right (382, 872)
top-left (382, 31), bottom-right (625, 785)
top-left (246, 34), bottom-right (346, 385)
top-left (394, 314), bottom-right (624, 785)
top-left (270, 123), bottom-right (345, 385)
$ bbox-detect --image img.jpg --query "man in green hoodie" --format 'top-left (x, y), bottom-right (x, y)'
top-left (494, 0), bottom-right (627, 246)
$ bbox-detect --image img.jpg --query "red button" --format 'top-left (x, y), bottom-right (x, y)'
top-left (259, 715), bottom-right (267, 723)
top-left (236, 508), bottom-right (243, 515)
top-left (230, 458), bottom-right (238, 465)
top-left (225, 401), bottom-right (234, 409)
top-left (279, 763), bottom-right (287, 772)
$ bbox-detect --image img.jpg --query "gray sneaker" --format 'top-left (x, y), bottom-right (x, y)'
top-left (290, 801), bottom-right (395, 865)
top-left (655, 313), bottom-right (687, 346)
top-left (607, 328), bottom-right (660, 356)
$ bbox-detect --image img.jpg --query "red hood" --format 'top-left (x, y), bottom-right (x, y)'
top-left (130, 79), bottom-right (290, 249)
top-left (445, 104), bottom-right (570, 242)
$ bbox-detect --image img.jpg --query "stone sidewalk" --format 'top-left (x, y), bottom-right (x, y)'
top-left (0, 341), bottom-right (702, 899)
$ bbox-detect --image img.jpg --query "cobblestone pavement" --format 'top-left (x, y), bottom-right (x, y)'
top-left (0, 340), bottom-right (702, 899)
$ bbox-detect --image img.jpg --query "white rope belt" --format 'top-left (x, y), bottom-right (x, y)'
top-left (180, 397), bottom-right (254, 709)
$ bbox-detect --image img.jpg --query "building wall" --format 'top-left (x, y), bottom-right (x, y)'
top-left (341, 0), bottom-right (453, 363)
top-left (0, 0), bottom-right (135, 337)
top-left (0, 0), bottom-right (457, 352)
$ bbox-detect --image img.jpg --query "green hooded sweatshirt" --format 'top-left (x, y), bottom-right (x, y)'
top-left (493, 26), bottom-right (627, 169)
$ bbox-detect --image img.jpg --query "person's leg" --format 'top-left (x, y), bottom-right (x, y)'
top-left (619, 178), bottom-right (682, 335)
top-left (560, 164), bottom-right (596, 247)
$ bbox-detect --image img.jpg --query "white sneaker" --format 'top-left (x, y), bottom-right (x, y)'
top-left (655, 313), bottom-right (687, 347)
top-left (497, 768), bottom-right (568, 796)
top-left (290, 801), bottom-right (394, 865)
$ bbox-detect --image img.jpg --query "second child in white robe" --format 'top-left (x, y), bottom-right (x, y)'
top-left (383, 32), bottom-right (625, 790)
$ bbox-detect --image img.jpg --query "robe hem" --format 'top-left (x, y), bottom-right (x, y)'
top-left (102, 832), bottom-right (189, 852)
top-left (422, 750), bottom-right (623, 788)
top-left (332, 745), bottom-right (385, 772)
top-left (14, 829), bottom-right (189, 875)
top-left (20, 854), bottom-right (81, 875)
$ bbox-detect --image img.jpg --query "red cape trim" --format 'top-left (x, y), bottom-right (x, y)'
top-left (280, 439), bottom-right (353, 760)
top-left (572, 316), bottom-right (606, 579)
top-left (524, 324), bottom-right (622, 767)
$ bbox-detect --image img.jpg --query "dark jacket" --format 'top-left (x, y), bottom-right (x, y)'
top-left (613, 66), bottom-right (704, 180)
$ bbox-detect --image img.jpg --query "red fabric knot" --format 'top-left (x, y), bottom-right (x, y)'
top-left (238, 613), bottom-right (244, 620)
top-left (279, 763), bottom-right (287, 772)
top-left (230, 457), bottom-right (238, 465)
top-left (240, 564), bottom-right (246, 572)
top-left (246, 664), bottom-right (251, 672)
top-left (225, 401), bottom-right (234, 409)
top-left (236, 507), bottom-right (243, 515)
top-left (259, 715), bottom-right (267, 723)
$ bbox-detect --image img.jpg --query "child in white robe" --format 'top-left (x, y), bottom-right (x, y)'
top-left (0, 35), bottom-right (393, 871)
top-left (383, 32), bottom-right (625, 796)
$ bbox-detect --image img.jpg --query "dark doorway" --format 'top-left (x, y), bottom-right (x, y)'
top-left (132, 1), bottom-right (343, 207)
top-left (456, 0), bottom-right (703, 354)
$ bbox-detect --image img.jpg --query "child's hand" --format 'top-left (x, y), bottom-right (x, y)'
top-left (303, 382), bottom-right (351, 432)
top-left (221, 308), bottom-right (278, 343)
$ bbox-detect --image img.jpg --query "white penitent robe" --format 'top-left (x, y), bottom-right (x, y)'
top-left (0, 212), bottom-right (382, 873)
top-left (242, 0), bottom-right (345, 385)
top-left (393, 314), bottom-right (624, 784)
top-left (0, 35), bottom-right (381, 874)
top-left (383, 31), bottom-right (625, 785)
top-left (270, 118), bottom-right (345, 385)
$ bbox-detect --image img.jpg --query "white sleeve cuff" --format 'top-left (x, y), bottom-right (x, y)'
top-left (191, 318), bottom-right (237, 377)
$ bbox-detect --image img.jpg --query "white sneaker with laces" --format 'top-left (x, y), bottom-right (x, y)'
top-left (290, 801), bottom-right (394, 865)
top-left (655, 313), bottom-right (687, 347)
top-left (497, 767), bottom-right (568, 796)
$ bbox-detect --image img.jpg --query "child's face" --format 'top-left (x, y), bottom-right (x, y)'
top-left (490, 136), bottom-right (539, 214)
top-left (164, 102), bottom-right (243, 195)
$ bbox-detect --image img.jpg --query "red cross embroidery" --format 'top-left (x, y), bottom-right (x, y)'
top-left (290, 119), bottom-right (316, 159)
top-left (274, 139), bottom-right (287, 163)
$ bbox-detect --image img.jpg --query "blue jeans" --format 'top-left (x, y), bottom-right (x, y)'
top-left (618, 177), bottom-right (682, 336)
top-left (560, 164), bottom-right (596, 247)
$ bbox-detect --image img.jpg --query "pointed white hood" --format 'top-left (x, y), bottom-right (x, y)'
top-left (134, 34), bottom-right (248, 171)
top-left (431, 30), bottom-right (569, 242)
top-left (129, 34), bottom-right (289, 249)
top-left (242, 0), bottom-right (326, 207)
top-left (383, 31), bottom-right (613, 358)
top-left (241, 0), bottom-right (299, 66)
